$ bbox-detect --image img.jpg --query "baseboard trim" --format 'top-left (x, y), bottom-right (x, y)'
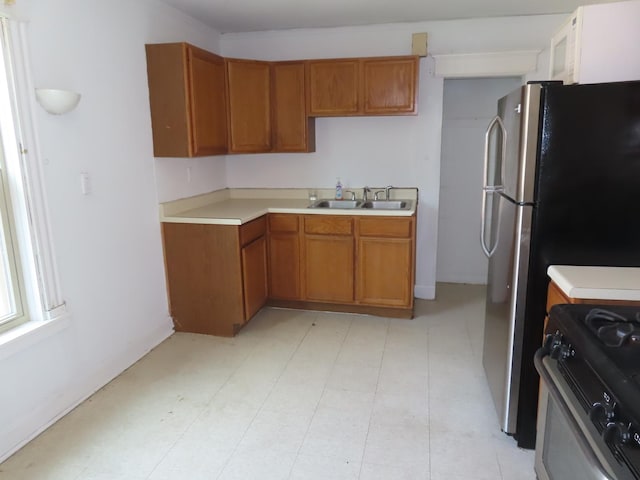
top-left (414, 285), bottom-right (435, 300)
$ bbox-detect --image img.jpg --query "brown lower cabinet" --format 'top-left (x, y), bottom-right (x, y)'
top-left (357, 217), bottom-right (414, 307)
top-left (162, 212), bottom-right (416, 337)
top-left (269, 213), bottom-right (416, 318)
top-left (303, 216), bottom-right (355, 302)
top-left (162, 216), bottom-right (267, 337)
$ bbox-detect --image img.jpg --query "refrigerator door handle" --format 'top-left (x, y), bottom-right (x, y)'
top-left (481, 115), bottom-right (507, 258)
top-left (481, 190), bottom-right (500, 258)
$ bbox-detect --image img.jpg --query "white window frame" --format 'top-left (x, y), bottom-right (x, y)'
top-left (0, 15), bottom-right (66, 340)
top-left (0, 137), bottom-right (28, 333)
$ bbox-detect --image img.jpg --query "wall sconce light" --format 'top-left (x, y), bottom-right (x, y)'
top-left (35, 88), bottom-right (81, 115)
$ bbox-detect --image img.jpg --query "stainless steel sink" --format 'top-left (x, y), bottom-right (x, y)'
top-left (308, 199), bottom-right (362, 209)
top-left (361, 200), bottom-right (409, 210)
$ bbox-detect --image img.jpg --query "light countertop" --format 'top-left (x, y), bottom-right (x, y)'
top-left (547, 265), bottom-right (640, 301)
top-left (160, 188), bottom-right (418, 226)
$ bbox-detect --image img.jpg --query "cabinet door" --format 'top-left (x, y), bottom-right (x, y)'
top-left (188, 46), bottom-right (228, 155)
top-left (272, 62), bottom-right (315, 152)
top-left (241, 236), bottom-right (268, 321)
top-left (361, 57), bottom-right (418, 115)
top-left (307, 59), bottom-right (360, 116)
top-left (304, 235), bottom-right (354, 302)
top-left (268, 214), bottom-right (301, 300)
top-left (226, 59), bottom-right (272, 153)
top-left (356, 237), bottom-right (412, 307)
top-left (268, 232), bottom-right (301, 299)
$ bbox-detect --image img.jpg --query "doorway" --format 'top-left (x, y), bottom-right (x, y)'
top-left (436, 77), bottom-right (522, 284)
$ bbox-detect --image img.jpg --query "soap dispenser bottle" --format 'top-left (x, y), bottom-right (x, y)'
top-left (335, 178), bottom-right (343, 200)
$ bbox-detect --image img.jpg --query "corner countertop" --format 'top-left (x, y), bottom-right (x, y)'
top-left (547, 265), bottom-right (640, 301)
top-left (160, 188), bottom-right (418, 226)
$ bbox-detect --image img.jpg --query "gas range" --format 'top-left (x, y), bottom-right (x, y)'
top-left (537, 304), bottom-right (640, 480)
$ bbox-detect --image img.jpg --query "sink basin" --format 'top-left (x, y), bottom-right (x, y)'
top-left (309, 199), bottom-right (362, 209)
top-left (361, 200), bottom-right (409, 210)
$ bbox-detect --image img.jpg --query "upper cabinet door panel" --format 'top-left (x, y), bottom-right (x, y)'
top-left (306, 57), bottom-right (418, 117)
top-left (362, 57), bottom-right (418, 115)
top-left (307, 59), bottom-right (360, 116)
top-left (272, 62), bottom-right (315, 152)
top-left (226, 59), bottom-right (272, 153)
top-left (188, 46), bottom-right (228, 156)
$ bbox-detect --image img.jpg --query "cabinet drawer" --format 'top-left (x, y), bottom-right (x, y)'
top-left (305, 216), bottom-right (353, 235)
top-left (269, 214), bottom-right (299, 233)
top-left (359, 217), bottom-right (412, 238)
top-left (239, 216), bottom-right (267, 246)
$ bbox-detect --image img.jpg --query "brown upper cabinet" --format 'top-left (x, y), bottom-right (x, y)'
top-left (306, 56), bottom-right (419, 117)
top-left (226, 60), bottom-right (315, 154)
top-left (362, 57), bottom-right (418, 114)
top-left (145, 43), bottom-right (417, 157)
top-left (226, 59), bottom-right (272, 153)
top-left (272, 62), bottom-right (316, 153)
top-left (145, 43), bottom-right (227, 157)
top-left (306, 59), bottom-right (360, 116)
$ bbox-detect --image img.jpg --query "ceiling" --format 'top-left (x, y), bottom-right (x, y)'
top-left (160, 0), bottom-right (617, 33)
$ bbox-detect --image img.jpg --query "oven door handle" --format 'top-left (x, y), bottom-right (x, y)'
top-left (534, 349), bottom-right (616, 480)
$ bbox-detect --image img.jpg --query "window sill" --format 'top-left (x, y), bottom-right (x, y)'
top-left (0, 314), bottom-right (71, 361)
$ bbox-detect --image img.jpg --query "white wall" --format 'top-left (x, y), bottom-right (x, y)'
top-left (220, 14), bottom-right (565, 298)
top-left (0, 0), bottom-right (222, 461)
top-left (0, 2), bottom-right (566, 460)
top-left (437, 77), bottom-right (522, 284)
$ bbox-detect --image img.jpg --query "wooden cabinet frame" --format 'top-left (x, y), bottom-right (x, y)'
top-left (145, 43), bottom-right (227, 157)
top-left (161, 216), bottom-right (267, 337)
top-left (146, 44), bottom-right (418, 157)
top-left (306, 56), bottom-right (419, 117)
top-left (267, 213), bottom-right (416, 318)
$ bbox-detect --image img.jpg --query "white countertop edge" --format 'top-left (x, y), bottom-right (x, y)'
top-left (267, 205), bottom-right (415, 216)
top-left (548, 265), bottom-right (640, 301)
top-left (565, 287), bottom-right (640, 302)
top-left (161, 201), bottom-right (416, 225)
top-left (161, 217), bottom-right (243, 226)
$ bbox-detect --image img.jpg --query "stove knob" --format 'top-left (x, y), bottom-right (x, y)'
top-left (550, 343), bottom-right (572, 360)
top-left (590, 401), bottom-right (616, 423)
top-left (543, 332), bottom-right (563, 352)
top-left (604, 421), bottom-right (631, 445)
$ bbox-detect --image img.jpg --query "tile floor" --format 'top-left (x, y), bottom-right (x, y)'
top-left (0, 283), bottom-right (536, 480)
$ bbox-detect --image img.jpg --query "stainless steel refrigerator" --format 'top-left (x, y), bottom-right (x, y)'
top-left (480, 80), bottom-right (640, 449)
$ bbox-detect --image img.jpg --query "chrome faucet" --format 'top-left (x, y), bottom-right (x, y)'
top-left (363, 186), bottom-right (371, 202)
top-left (373, 190), bottom-right (385, 201)
top-left (344, 190), bottom-right (356, 201)
top-left (385, 185), bottom-right (394, 200)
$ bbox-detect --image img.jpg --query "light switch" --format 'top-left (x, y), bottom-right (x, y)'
top-left (80, 172), bottom-right (91, 195)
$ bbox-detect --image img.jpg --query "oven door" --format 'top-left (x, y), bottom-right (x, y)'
top-left (534, 350), bottom-right (635, 480)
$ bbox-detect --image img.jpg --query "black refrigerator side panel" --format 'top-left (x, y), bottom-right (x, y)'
top-left (516, 81), bottom-right (640, 449)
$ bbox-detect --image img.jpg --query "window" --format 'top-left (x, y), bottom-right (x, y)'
top-left (0, 16), bottom-right (66, 336)
top-left (0, 139), bottom-right (27, 333)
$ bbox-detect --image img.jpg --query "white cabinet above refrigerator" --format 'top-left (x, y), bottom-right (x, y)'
top-left (549, 0), bottom-right (640, 84)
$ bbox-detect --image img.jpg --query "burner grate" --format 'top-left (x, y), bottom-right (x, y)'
top-left (584, 308), bottom-right (640, 348)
